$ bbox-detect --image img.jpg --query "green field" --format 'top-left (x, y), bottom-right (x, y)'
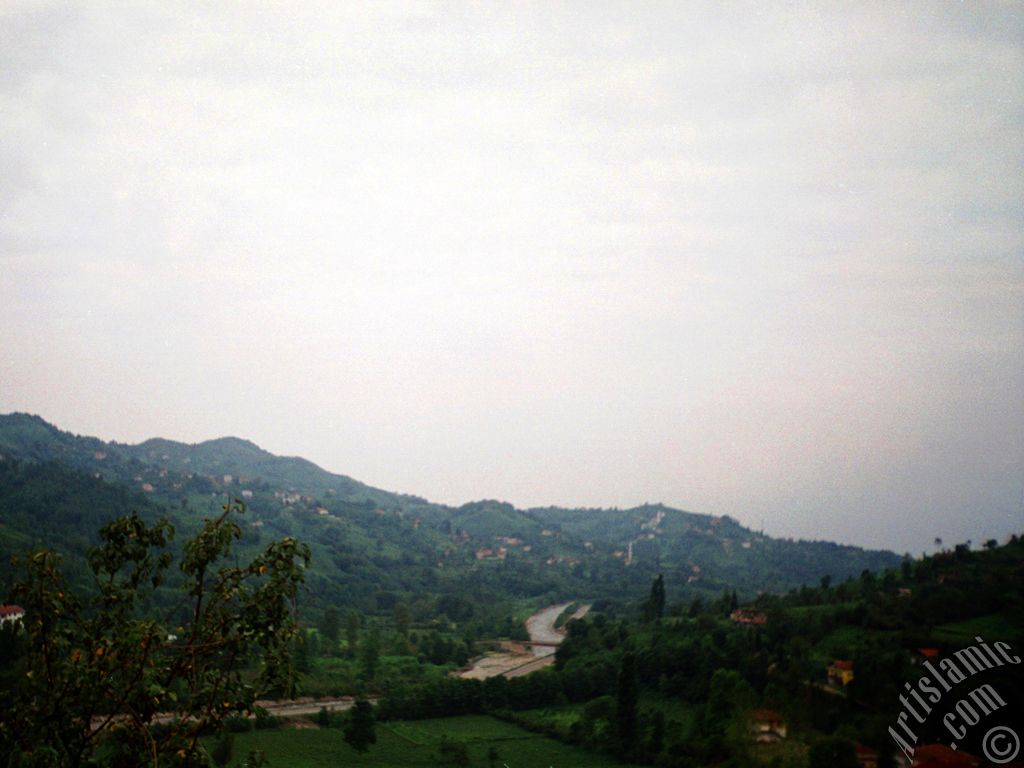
top-left (933, 612), bottom-right (1024, 646)
top-left (213, 715), bottom-right (641, 767)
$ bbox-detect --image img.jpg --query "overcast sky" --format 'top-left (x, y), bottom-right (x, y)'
top-left (2, 2), bottom-right (1021, 553)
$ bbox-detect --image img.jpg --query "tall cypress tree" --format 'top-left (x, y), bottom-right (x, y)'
top-left (643, 574), bottom-right (666, 621)
top-left (651, 574), bottom-right (665, 620)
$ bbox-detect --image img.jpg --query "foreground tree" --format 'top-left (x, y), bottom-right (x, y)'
top-left (0, 501), bottom-right (310, 767)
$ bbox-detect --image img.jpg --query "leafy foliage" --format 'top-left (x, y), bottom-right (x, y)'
top-left (0, 501), bottom-right (309, 767)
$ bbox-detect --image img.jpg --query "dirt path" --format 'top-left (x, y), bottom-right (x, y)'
top-left (96, 697), bottom-right (366, 730)
top-left (256, 697), bottom-right (363, 718)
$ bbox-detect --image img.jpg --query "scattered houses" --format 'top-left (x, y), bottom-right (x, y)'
top-left (475, 547), bottom-right (507, 561)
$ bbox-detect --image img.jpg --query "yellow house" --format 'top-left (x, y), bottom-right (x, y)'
top-left (828, 659), bottom-right (854, 686)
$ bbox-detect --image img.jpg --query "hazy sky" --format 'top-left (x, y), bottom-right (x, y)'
top-left (2, 2), bottom-right (1021, 553)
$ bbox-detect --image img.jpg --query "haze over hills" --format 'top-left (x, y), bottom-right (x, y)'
top-left (0, 412), bottom-right (902, 615)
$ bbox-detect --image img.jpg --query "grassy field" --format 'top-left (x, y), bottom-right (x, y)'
top-left (933, 612), bottom-right (1024, 646)
top-left (508, 597), bottom-right (546, 624)
top-left (212, 715), bottom-right (641, 767)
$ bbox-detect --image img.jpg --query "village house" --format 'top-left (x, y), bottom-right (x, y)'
top-left (854, 743), bottom-right (879, 768)
top-left (828, 659), bottom-right (855, 686)
top-left (0, 604), bottom-right (25, 627)
top-left (748, 709), bottom-right (787, 742)
top-left (730, 608), bottom-right (768, 626)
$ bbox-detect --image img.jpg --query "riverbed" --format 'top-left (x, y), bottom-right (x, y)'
top-left (458, 601), bottom-right (590, 679)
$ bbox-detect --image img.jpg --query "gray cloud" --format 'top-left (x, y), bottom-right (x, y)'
top-left (1, 1), bottom-right (1021, 552)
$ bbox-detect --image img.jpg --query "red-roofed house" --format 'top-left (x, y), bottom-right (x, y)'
top-left (855, 743), bottom-right (879, 768)
top-left (911, 744), bottom-right (978, 767)
top-left (0, 604), bottom-right (25, 627)
top-left (730, 608), bottom-right (767, 625)
top-left (828, 659), bottom-right (855, 686)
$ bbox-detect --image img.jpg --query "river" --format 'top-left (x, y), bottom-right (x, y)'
top-left (459, 601), bottom-right (590, 679)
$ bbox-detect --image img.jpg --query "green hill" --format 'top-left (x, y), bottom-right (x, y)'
top-left (0, 413), bottom-right (902, 619)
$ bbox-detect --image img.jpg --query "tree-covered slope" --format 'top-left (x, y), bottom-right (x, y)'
top-left (0, 413), bottom-right (902, 614)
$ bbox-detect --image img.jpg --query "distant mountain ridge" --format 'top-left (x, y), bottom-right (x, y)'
top-left (0, 412), bottom-right (903, 609)
top-left (0, 412), bottom-right (417, 508)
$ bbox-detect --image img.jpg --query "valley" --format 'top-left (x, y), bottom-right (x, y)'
top-left (0, 412), bottom-right (903, 620)
top-left (2, 413), bottom-right (1019, 768)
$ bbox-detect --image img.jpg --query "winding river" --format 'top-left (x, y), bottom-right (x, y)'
top-left (459, 601), bottom-right (590, 679)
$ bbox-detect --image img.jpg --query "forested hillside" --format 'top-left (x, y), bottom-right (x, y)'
top-left (0, 413), bottom-right (901, 622)
top-left (1, 413), bottom-right (1018, 768)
